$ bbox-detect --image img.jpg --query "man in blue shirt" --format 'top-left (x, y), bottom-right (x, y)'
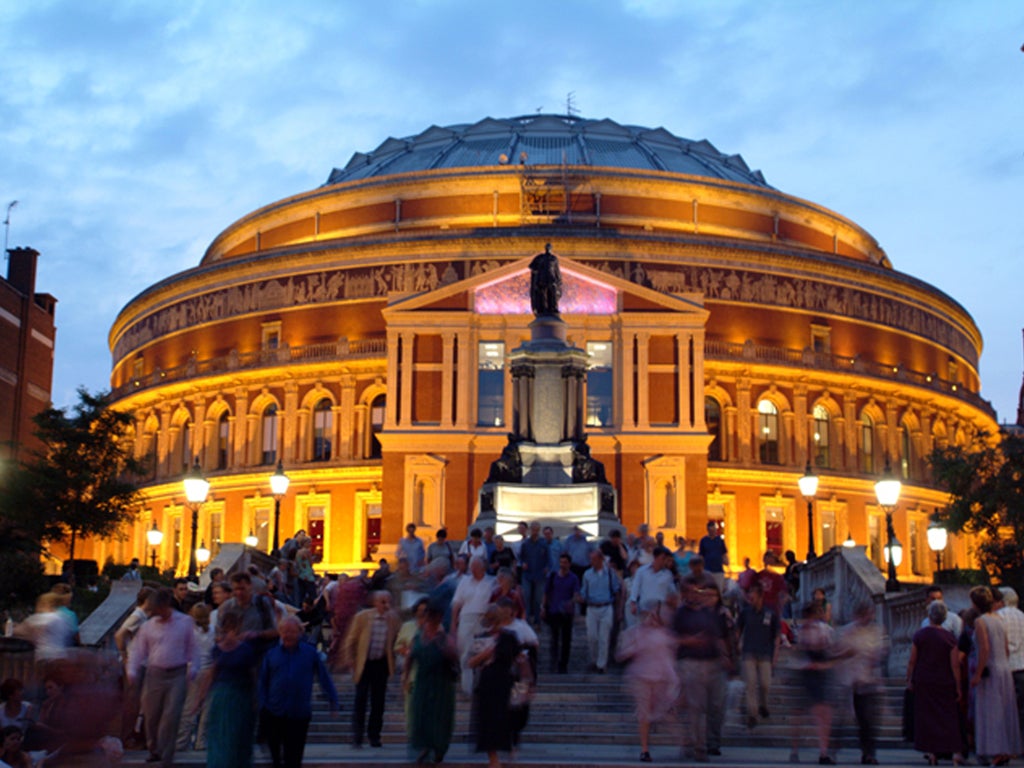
top-left (563, 525), bottom-right (594, 583)
top-left (698, 521), bottom-right (728, 590)
top-left (543, 525), bottom-right (564, 573)
top-left (519, 522), bottom-right (550, 626)
top-left (260, 615), bottom-right (340, 768)
top-left (578, 549), bottom-right (621, 673)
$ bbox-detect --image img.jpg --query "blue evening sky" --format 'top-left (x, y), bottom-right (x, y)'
top-left (2, 1), bottom-right (1022, 421)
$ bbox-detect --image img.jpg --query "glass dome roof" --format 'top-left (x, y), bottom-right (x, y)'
top-left (326, 115), bottom-right (769, 188)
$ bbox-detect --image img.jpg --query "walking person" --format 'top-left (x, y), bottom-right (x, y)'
top-left (908, 601), bottom-right (964, 765)
top-left (342, 591), bottom-right (400, 748)
top-left (518, 523), bottom-right (549, 626)
top-left (969, 586), bottom-right (1021, 765)
top-left (127, 588), bottom-right (200, 768)
top-left (542, 554), bottom-right (579, 674)
top-left (736, 581), bottom-right (780, 728)
top-left (792, 602), bottom-right (837, 765)
top-left (405, 603), bottom-right (458, 764)
top-left (176, 602), bottom-right (216, 751)
top-left (578, 549), bottom-right (620, 673)
top-left (673, 582), bottom-right (729, 761)
top-left (468, 607), bottom-right (518, 768)
top-left (697, 521), bottom-right (728, 591)
top-left (838, 601), bottom-right (886, 765)
top-left (202, 609), bottom-right (260, 768)
top-left (616, 600), bottom-right (680, 762)
top-left (259, 615), bottom-right (340, 768)
top-left (452, 557), bottom-right (495, 695)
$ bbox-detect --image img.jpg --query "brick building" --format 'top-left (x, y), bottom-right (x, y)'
top-left (0, 247), bottom-right (56, 463)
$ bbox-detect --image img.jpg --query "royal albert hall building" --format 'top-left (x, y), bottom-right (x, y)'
top-left (97, 115), bottom-right (995, 579)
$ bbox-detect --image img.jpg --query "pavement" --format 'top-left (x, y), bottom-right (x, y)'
top-left (117, 742), bottom-right (955, 767)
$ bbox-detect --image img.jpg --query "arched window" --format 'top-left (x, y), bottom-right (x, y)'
top-left (312, 398), bottom-right (332, 461)
top-left (369, 394), bottom-right (386, 459)
top-left (261, 404), bottom-right (278, 465)
top-left (860, 413), bottom-right (875, 474)
top-left (901, 427), bottom-right (913, 480)
top-left (178, 418), bottom-right (192, 474)
top-left (705, 397), bottom-right (722, 461)
top-left (217, 412), bottom-right (230, 470)
top-left (758, 399), bottom-right (779, 465)
top-left (812, 405), bottom-right (830, 468)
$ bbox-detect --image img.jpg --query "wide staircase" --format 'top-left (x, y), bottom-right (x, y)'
top-left (302, 615), bottom-right (907, 751)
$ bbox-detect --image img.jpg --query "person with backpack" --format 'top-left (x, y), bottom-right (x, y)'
top-left (216, 572), bottom-right (279, 657)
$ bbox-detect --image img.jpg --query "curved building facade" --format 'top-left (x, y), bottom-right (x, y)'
top-left (98, 115), bottom-right (994, 578)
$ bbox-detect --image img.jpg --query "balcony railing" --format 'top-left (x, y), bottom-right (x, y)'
top-left (113, 334), bottom-right (992, 418)
top-left (113, 336), bottom-right (388, 399)
top-left (704, 339), bottom-right (994, 417)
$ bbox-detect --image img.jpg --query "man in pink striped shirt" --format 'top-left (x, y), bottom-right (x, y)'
top-left (128, 588), bottom-right (200, 767)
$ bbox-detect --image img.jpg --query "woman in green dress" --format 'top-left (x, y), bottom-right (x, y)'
top-left (405, 603), bottom-right (458, 764)
top-left (202, 610), bottom-right (259, 768)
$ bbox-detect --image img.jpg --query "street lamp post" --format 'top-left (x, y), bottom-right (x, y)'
top-left (798, 462), bottom-right (819, 561)
top-left (927, 517), bottom-right (948, 575)
top-left (183, 458), bottom-right (210, 583)
top-left (875, 462), bottom-right (903, 593)
top-left (146, 522), bottom-right (163, 569)
top-left (269, 461), bottom-right (290, 556)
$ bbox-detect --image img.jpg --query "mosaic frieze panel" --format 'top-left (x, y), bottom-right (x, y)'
top-left (113, 259), bottom-right (975, 365)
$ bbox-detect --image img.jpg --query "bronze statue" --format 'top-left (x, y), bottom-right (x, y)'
top-left (529, 243), bottom-right (562, 316)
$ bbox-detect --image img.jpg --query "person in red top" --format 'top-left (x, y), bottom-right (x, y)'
top-left (756, 552), bottom-right (789, 614)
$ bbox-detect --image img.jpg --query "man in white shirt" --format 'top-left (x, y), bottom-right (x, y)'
top-left (628, 546), bottom-right (676, 616)
top-left (451, 557), bottom-right (495, 694)
top-left (128, 588), bottom-right (200, 768)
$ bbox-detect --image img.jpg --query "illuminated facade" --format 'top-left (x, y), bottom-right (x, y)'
top-left (98, 115), bottom-right (995, 579)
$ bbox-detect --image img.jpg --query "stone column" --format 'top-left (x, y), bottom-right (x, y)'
top-left (385, 330), bottom-right (400, 429)
top-left (621, 332), bottom-right (636, 429)
top-left (677, 333), bottom-right (691, 429)
top-left (234, 387), bottom-right (250, 467)
top-left (636, 332), bottom-right (650, 429)
top-left (191, 396), bottom-right (207, 468)
top-left (736, 379), bottom-right (752, 464)
top-left (400, 332), bottom-right (415, 427)
top-left (793, 384), bottom-right (808, 467)
top-left (455, 333), bottom-right (471, 430)
top-left (282, 382), bottom-right (299, 463)
top-left (338, 376), bottom-right (356, 459)
top-left (158, 405), bottom-right (172, 478)
top-left (441, 332), bottom-right (455, 428)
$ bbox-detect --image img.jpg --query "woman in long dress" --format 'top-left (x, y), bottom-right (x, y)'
top-left (970, 586), bottom-right (1021, 765)
top-left (468, 607), bottom-right (517, 768)
top-left (406, 603), bottom-right (458, 764)
top-left (615, 599), bottom-right (681, 762)
top-left (202, 610), bottom-right (259, 768)
top-left (907, 601), bottom-right (963, 765)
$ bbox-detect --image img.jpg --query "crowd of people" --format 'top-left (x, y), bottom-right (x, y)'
top-left (6, 522), bottom-right (1024, 767)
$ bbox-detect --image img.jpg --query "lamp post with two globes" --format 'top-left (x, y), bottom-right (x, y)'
top-left (875, 462), bottom-right (903, 593)
top-left (183, 458), bottom-right (210, 583)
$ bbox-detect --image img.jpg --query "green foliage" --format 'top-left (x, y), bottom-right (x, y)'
top-left (929, 432), bottom-right (1024, 591)
top-left (0, 388), bottom-right (145, 566)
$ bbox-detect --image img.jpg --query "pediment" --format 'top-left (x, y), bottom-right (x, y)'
top-left (383, 250), bottom-right (707, 320)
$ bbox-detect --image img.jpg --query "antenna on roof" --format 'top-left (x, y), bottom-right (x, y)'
top-left (3, 200), bottom-right (16, 261)
top-left (566, 92), bottom-right (580, 118)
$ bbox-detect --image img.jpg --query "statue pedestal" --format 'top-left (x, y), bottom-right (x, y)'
top-left (477, 481), bottom-right (618, 540)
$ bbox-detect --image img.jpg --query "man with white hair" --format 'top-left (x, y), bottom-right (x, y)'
top-left (998, 585), bottom-right (1024, 738)
top-left (451, 556), bottom-right (495, 694)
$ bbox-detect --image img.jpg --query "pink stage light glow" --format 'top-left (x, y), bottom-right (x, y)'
top-left (474, 269), bottom-right (618, 315)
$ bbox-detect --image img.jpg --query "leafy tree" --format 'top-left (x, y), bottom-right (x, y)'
top-left (928, 431), bottom-right (1024, 590)
top-left (0, 388), bottom-right (145, 566)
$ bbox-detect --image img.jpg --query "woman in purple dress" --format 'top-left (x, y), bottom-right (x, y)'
top-left (907, 601), bottom-right (964, 765)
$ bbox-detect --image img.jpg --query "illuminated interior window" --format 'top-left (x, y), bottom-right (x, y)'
top-left (813, 404), bottom-right (830, 468)
top-left (261, 404), bottom-right (278, 465)
top-left (477, 341), bottom-right (505, 427)
top-left (705, 397), bottom-right (722, 461)
top-left (369, 394), bottom-right (386, 459)
top-left (758, 399), bottom-right (779, 465)
top-left (261, 321), bottom-right (282, 351)
top-left (860, 413), bottom-right (874, 474)
top-left (585, 341), bottom-right (613, 427)
top-left (217, 412), bottom-right (230, 470)
top-left (312, 398), bottom-right (332, 461)
top-left (820, 507), bottom-right (836, 551)
top-left (810, 324), bottom-right (831, 355)
top-left (868, 514), bottom-right (882, 568)
top-left (209, 511), bottom-right (222, 556)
